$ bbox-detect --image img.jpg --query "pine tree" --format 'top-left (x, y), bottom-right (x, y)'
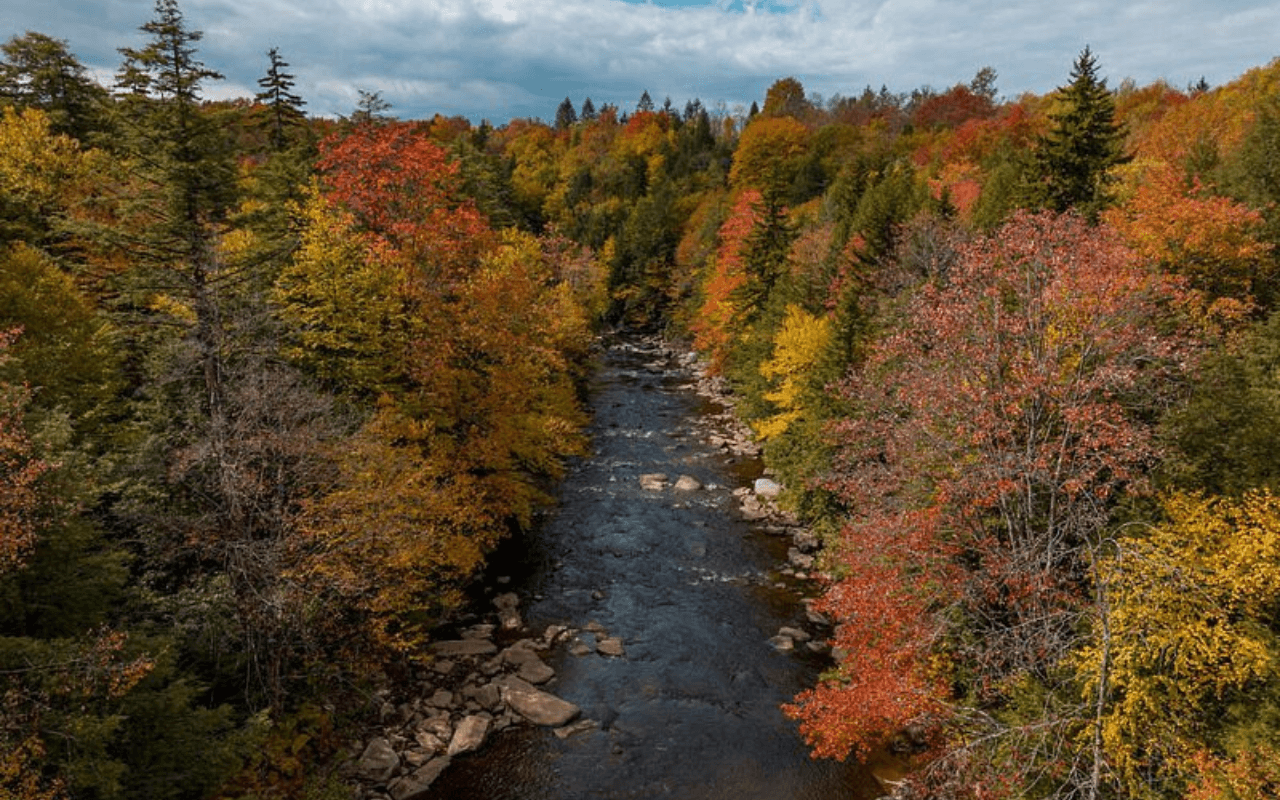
top-left (351, 89), bottom-right (391, 125)
top-left (255, 46), bottom-right (305, 151)
top-left (555, 96), bottom-right (577, 130)
top-left (580, 96), bottom-right (596, 120)
top-left (113, 0), bottom-right (236, 369)
top-left (637, 89), bottom-right (654, 113)
top-left (1031, 47), bottom-right (1128, 221)
top-left (0, 31), bottom-right (108, 141)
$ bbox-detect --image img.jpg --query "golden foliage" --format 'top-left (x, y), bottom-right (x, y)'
top-left (1081, 491), bottom-right (1280, 794)
top-left (754, 304), bottom-right (831, 440)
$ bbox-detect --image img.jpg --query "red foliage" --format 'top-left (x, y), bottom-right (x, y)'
top-left (691, 189), bottom-right (762, 369)
top-left (316, 122), bottom-right (494, 285)
top-left (620, 110), bottom-right (670, 139)
top-left (941, 103), bottom-right (1044, 167)
top-left (912, 85), bottom-right (995, 130)
top-left (793, 212), bottom-right (1189, 769)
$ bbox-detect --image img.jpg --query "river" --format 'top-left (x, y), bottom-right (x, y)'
top-left (429, 335), bottom-right (885, 799)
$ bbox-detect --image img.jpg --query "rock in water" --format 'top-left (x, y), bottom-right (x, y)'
top-left (447, 715), bottom-right (491, 756)
top-left (673, 474), bottom-right (702, 492)
top-left (388, 757), bottom-right (451, 800)
top-left (503, 644), bottom-right (556, 684)
top-left (778, 625), bottom-right (811, 643)
top-left (639, 473), bottom-right (669, 491)
top-left (496, 676), bottom-right (581, 726)
top-left (596, 636), bottom-right (626, 657)
top-left (754, 477), bottom-right (783, 498)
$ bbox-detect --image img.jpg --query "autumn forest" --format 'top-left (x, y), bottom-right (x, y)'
top-left (5, 0), bottom-right (1280, 797)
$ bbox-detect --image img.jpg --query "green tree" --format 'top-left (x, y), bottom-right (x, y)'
top-left (255, 46), bottom-right (305, 151)
top-left (555, 96), bottom-right (577, 130)
top-left (107, 0), bottom-right (334, 711)
top-left (350, 89), bottom-right (392, 126)
top-left (111, 0), bottom-right (237, 439)
top-left (1164, 309), bottom-right (1280, 495)
top-left (1030, 47), bottom-right (1128, 221)
top-left (637, 89), bottom-right (654, 113)
top-left (580, 96), bottom-right (596, 120)
top-left (0, 32), bottom-right (108, 142)
top-left (1222, 96), bottom-right (1280, 309)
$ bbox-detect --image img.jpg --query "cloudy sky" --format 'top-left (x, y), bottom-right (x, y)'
top-left (4, 0), bottom-right (1278, 124)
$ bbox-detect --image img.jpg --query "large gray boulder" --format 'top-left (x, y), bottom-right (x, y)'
top-left (447, 714), bottom-right (491, 756)
top-left (754, 477), bottom-right (783, 498)
top-left (495, 675), bottom-right (581, 727)
top-left (356, 736), bottom-right (400, 784)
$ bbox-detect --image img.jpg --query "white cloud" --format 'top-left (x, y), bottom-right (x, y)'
top-left (2, 0), bottom-right (1277, 122)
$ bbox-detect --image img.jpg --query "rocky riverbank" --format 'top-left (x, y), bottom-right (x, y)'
top-left (341, 334), bottom-right (847, 799)
top-left (344, 596), bottom-right (609, 800)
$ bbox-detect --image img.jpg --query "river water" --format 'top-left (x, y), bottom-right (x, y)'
top-left (430, 336), bottom-right (885, 799)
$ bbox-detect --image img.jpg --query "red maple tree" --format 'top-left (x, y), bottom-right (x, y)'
top-left (789, 212), bottom-right (1189, 789)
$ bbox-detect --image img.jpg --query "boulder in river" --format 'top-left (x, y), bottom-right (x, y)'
top-left (596, 636), bottom-right (626, 658)
top-left (768, 634), bottom-right (796, 652)
top-left (639, 473), bottom-right (669, 491)
top-left (673, 474), bottom-right (703, 492)
top-left (387, 756), bottom-right (450, 800)
top-left (447, 715), bottom-right (491, 756)
top-left (554, 719), bottom-right (599, 739)
top-left (788, 548), bottom-right (816, 570)
top-left (496, 675), bottom-right (581, 727)
top-left (754, 477), bottom-right (783, 498)
top-left (778, 626), bottom-right (811, 643)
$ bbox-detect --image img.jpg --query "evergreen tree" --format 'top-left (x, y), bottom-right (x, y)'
top-left (113, 0), bottom-right (237, 389)
top-left (0, 31), bottom-right (108, 141)
top-left (555, 96), bottom-right (577, 130)
top-left (1223, 96), bottom-right (1280, 310)
top-left (637, 89), bottom-right (654, 113)
top-left (1030, 46), bottom-right (1127, 221)
top-left (735, 186), bottom-right (796, 320)
top-left (351, 88), bottom-right (392, 125)
top-left (580, 96), bottom-right (596, 120)
top-left (255, 46), bottom-right (305, 151)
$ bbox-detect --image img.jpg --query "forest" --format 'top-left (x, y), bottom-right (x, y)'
top-left (4, 0), bottom-right (1280, 797)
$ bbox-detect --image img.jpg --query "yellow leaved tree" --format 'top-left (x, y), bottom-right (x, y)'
top-left (1080, 491), bottom-right (1280, 797)
top-left (753, 304), bottom-right (831, 441)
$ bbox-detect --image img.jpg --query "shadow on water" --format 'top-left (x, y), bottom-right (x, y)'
top-left (431, 334), bottom-right (886, 799)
